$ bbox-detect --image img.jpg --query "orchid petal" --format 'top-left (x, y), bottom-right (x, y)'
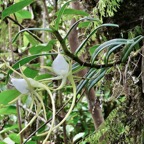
top-left (52, 54), bottom-right (69, 76)
top-left (11, 78), bottom-right (29, 94)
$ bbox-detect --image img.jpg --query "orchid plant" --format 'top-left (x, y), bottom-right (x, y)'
top-left (6, 53), bottom-right (76, 144)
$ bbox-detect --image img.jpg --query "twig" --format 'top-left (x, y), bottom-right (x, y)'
top-left (8, 19), bottom-right (23, 144)
top-left (7, 16), bottom-right (43, 43)
top-left (42, 0), bottom-right (51, 24)
top-left (23, 89), bottom-right (85, 144)
top-left (53, 0), bottom-right (58, 12)
top-left (141, 44), bottom-right (144, 93)
top-left (19, 103), bottom-right (50, 126)
top-left (63, 121), bottom-right (67, 144)
top-left (8, 19), bottom-right (15, 63)
top-left (123, 57), bottom-right (131, 96)
top-left (16, 101), bottom-right (23, 144)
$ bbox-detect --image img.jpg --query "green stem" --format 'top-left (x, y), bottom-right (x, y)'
top-left (53, 30), bottom-right (121, 69)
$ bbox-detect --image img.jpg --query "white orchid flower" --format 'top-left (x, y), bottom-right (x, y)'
top-left (5, 54), bottom-right (75, 143)
top-left (11, 78), bottom-right (44, 94)
top-left (52, 54), bottom-right (69, 77)
top-left (39, 54), bottom-right (77, 144)
top-left (11, 78), bottom-right (29, 94)
top-left (4, 58), bottom-right (56, 144)
top-left (51, 54), bottom-right (70, 90)
top-left (10, 76), bottom-right (56, 138)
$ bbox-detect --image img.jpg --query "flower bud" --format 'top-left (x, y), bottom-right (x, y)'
top-left (52, 54), bottom-right (69, 76)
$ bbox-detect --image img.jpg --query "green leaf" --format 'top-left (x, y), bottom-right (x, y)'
top-left (78, 21), bottom-right (90, 28)
top-left (104, 44), bottom-right (123, 65)
top-left (75, 23), bottom-right (119, 55)
top-left (2, 0), bottom-right (35, 19)
top-left (92, 38), bottom-right (133, 63)
top-left (35, 74), bottom-right (51, 80)
top-left (9, 133), bottom-right (20, 144)
top-left (73, 132), bottom-right (85, 142)
top-left (76, 69), bottom-right (97, 95)
top-left (89, 44), bottom-right (100, 56)
top-left (0, 124), bottom-right (19, 134)
top-left (0, 142), bottom-right (6, 144)
top-left (29, 40), bottom-right (56, 54)
top-left (0, 90), bottom-right (20, 105)
top-left (24, 32), bottom-right (39, 45)
top-left (64, 17), bottom-right (100, 40)
top-left (63, 8), bottom-right (89, 16)
top-left (122, 36), bottom-right (144, 62)
top-left (88, 68), bottom-right (107, 91)
top-left (66, 125), bottom-right (74, 135)
top-left (23, 67), bottom-right (38, 78)
top-left (26, 141), bottom-right (37, 144)
top-left (55, 0), bottom-right (73, 30)
top-left (122, 35), bottom-right (142, 56)
top-left (15, 10), bottom-right (32, 19)
top-left (6, 53), bottom-right (56, 82)
top-left (72, 62), bottom-right (84, 74)
top-left (0, 106), bottom-right (17, 115)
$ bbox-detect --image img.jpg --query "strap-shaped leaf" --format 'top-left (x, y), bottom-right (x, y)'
top-left (75, 23), bottom-right (119, 55)
top-left (12, 28), bottom-right (53, 43)
top-left (72, 62), bottom-right (80, 70)
top-left (6, 53), bottom-right (56, 83)
top-left (63, 8), bottom-right (89, 16)
top-left (122, 36), bottom-right (144, 62)
top-left (72, 62), bottom-right (84, 73)
top-left (104, 44), bottom-right (123, 65)
top-left (92, 38), bottom-right (133, 63)
top-left (64, 17), bottom-right (99, 40)
top-left (88, 68), bottom-right (107, 91)
top-left (122, 35), bottom-right (142, 56)
top-left (76, 68), bottom-right (97, 95)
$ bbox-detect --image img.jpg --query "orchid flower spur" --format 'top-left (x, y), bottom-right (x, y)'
top-left (5, 63), bottom-right (56, 143)
top-left (39, 54), bottom-right (77, 144)
top-left (5, 54), bottom-right (76, 144)
top-left (52, 54), bottom-right (76, 130)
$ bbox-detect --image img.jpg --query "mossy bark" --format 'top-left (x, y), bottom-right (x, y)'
top-left (79, 0), bottom-right (144, 143)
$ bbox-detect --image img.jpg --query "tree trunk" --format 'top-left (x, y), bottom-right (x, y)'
top-left (80, 0), bottom-right (144, 143)
top-left (68, 1), bottom-right (104, 130)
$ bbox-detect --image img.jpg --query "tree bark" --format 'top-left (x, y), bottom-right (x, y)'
top-left (68, 1), bottom-right (104, 129)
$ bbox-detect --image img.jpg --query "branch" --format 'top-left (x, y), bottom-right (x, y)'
top-left (7, 16), bottom-right (123, 69)
top-left (19, 103), bottom-right (50, 126)
top-left (7, 16), bottom-right (43, 43)
top-left (53, 30), bottom-right (121, 69)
